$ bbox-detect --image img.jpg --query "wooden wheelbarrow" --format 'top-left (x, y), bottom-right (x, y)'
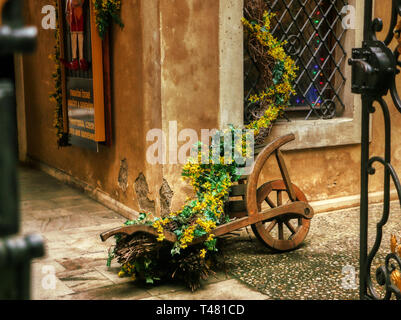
top-left (100, 134), bottom-right (314, 252)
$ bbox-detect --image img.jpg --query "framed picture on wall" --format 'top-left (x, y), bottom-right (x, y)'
top-left (57, 0), bottom-right (112, 151)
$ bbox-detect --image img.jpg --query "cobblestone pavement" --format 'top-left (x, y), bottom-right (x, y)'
top-left (20, 166), bottom-right (266, 300)
top-left (19, 166), bottom-right (401, 300)
top-left (223, 202), bottom-right (401, 300)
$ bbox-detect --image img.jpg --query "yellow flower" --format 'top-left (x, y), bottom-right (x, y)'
top-left (200, 249), bottom-right (207, 259)
top-left (179, 225), bottom-right (197, 249)
top-left (152, 219), bottom-right (170, 242)
top-left (207, 234), bottom-right (215, 242)
top-left (197, 218), bottom-right (217, 233)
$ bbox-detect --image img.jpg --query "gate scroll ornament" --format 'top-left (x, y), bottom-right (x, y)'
top-left (349, 0), bottom-right (401, 300)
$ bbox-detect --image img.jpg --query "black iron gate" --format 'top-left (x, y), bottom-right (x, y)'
top-left (349, 0), bottom-right (401, 300)
top-left (0, 0), bottom-right (44, 300)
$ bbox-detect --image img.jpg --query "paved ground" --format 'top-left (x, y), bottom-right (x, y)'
top-left (223, 202), bottom-right (401, 300)
top-left (18, 166), bottom-right (401, 300)
top-left (20, 166), bottom-right (266, 300)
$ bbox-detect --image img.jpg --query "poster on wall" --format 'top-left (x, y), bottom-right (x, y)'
top-left (58, 0), bottom-right (111, 151)
top-left (67, 78), bottom-right (97, 145)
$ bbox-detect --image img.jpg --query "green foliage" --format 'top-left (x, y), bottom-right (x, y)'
top-left (50, 0), bottom-right (69, 147)
top-left (93, 0), bottom-right (124, 39)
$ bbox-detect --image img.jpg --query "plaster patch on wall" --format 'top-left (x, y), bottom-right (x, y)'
top-left (160, 178), bottom-right (174, 217)
top-left (118, 159), bottom-right (129, 192)
top-left (134, 173), bottom-right (156, 214)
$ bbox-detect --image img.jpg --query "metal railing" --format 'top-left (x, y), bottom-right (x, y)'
top-left (349, 0), bottom-right (401, 300)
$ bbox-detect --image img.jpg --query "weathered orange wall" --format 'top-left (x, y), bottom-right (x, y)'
top-left (159, 0), bottom-right (220, 212)
top-left (21, 0), bottom-right (220, 216)
top-left (21, 1), bottom-right (401, 217)
top-left (23, 0), bottom-right (163, 214)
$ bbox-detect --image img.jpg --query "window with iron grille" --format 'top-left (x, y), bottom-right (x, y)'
top-left (244, 0), bottom-right (348, 123)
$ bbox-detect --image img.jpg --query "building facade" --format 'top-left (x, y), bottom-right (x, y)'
top-left (14, 0), bottom-right (401, 220)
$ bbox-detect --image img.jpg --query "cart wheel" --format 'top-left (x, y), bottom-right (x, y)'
top-left (250, 180), bottom-right (311, 252)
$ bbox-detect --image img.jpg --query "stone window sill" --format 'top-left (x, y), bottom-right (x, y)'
top-left (267, 111), bottom-right (363, 151)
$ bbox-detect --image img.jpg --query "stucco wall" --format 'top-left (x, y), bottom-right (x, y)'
top-left (20, 1), bottom-right (401, 218)
top-left (21, 0), bottom-right (222, 217)
top-left (159, 0), bottom-right (220, 212)
top-left (23, 0), bottom-right (163, 215)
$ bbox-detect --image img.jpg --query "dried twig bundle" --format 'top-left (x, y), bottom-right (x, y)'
top-left (172, 250), bottom-right (216, 292)
top-left (244, 0), bottom-right (278, 143)
top-left (244, 0), bottom-right (275, 92)
top-left (112, 232), bottom-right (219, 291)
top-left (114, 233), bottom-right (161, 265)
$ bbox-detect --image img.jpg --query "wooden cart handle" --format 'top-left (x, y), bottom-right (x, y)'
top-left (100, 225), bottom-right (177, 243)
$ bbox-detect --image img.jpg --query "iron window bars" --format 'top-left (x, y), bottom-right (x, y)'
top-left (244, 0), bottom-right (348, 122)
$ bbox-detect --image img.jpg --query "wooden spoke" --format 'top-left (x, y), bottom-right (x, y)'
top-left (277, 190), bottom-right (282, 206)
top-left (265, 220), bottom-right (277, 233)
top-left (265, 196), bottom-right (276, 208)
top-left (278, 222), bottom-right (284, 240)
top-left (275, 150), bottom-right (296, 202)
top-left (284, 220), bottom-right (297, 234)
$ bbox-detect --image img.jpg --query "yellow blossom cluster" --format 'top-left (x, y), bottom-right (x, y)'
top-left (179, 225), bottom-right (197, 249)
top-left (92, 0), bottom-right (124, 39)
top-left (153, 217), bottom-right (171, 242)
top-left (242, 11), bottom-right (299, 136)
top-left (182, 160), bottom-right (202, 190)
top-left (118, 262), bottom-right (136, 280)
top-left (203, 192), bottom-right (226, 219)
top-left (151, 144), bottom-right (233, 256)
top-left (99, 0), bottom-right (120, 10)
top-left (196, 218), bottom-right (217, 234)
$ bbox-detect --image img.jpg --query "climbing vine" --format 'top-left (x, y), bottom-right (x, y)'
top-left (243, 11), bottom-right (298, 135)
top-left (92, 0), bottom-right (124, 39)
top-left (49, 0), bottom-right (69, 147)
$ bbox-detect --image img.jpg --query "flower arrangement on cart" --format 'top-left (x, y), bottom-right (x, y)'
top-left (100, 1), bottom-right (316, 292)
